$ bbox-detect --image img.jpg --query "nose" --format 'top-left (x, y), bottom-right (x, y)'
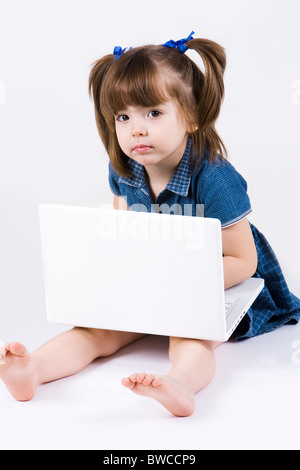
top-left (131, 117), bottom-right (147, 137)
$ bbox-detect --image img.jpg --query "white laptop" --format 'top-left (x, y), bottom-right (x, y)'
top-left (39, 204), bottom-right (264, 342)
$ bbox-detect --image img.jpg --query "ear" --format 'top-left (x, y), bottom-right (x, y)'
top-left (185, 114), bottom-right (199, 134)
top-left (178, 107), bottom-right (198, 134)
top-left (187, 123), bottom-right (199, 133)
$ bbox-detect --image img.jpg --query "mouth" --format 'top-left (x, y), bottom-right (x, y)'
top-left (133, 145), bottom-right (153, 153)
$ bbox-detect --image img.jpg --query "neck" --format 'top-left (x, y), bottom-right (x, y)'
top-left (144, 137), bottom-right (188, 186)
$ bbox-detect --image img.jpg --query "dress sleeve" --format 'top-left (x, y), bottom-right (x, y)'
top-left (198, 159), bottom-right (252, 228)
top-left (108, 162), bottom-right (121, 197)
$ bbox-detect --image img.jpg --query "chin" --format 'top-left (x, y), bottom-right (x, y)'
top-left (134, 155), bottom-right (158, 166)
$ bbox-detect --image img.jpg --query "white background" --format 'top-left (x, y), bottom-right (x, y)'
top-left (0, 0), bottom-right (300, 450)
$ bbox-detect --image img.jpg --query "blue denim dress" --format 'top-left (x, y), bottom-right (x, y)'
top-left (108, 140), bottom-right (300, 340)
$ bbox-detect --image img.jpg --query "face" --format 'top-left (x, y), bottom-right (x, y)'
top-left (114, 100), bottom-right (189, 170)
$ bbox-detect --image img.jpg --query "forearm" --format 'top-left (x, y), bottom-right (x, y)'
top-left (223, 255), bottom-right (256, 290)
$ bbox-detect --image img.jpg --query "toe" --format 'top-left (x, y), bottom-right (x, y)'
top-left (136, 373), bottom-right (147, 384)
top-left (152, 377), bottom-right (163, 387)
top-left (7, 342), bottom-right (27, 357)
top-left (121, 377), bottom-right (136, 390)
top-left (128, 373), bottom-right (139, 382)
top-left (142, 374), bottom-right (155, 385)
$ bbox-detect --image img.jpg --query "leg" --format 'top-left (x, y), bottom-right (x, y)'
top-left (122, 337), bottom-right (221, 417)
top-left (0, 327), bottom-right (144, 401)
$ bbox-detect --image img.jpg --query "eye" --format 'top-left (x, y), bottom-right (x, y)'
top-left (148, 110), bottom-right (162, 118)
top-left (116, 114), bottom-right (129, 122)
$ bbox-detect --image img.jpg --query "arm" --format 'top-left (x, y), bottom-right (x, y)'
top-left (113, 195), bottom-right (130, 210)
top-left (222, 218), bottom-right (258, 289)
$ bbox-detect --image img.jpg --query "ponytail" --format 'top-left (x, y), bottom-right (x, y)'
top-left (88, 54), bottom-right (115, 156)
top-left (185, 38), bottom-right (227, 163)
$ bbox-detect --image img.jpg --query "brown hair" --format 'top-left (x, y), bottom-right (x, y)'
top-left (89, 37), bottom-right (227, 177)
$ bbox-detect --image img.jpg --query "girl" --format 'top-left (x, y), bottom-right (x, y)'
top-left (1, 33), bottom-right (300, 417)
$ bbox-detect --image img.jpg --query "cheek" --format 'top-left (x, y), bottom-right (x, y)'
top-left (115, 127), bottom-right (126, 147)
top-left (165, 120), bottom-right (187, 141)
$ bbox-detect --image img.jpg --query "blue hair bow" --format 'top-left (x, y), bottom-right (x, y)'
top-left (162, 31), bottom-right (195, 53)
top-left (113, 46), bottom-right (132, 60)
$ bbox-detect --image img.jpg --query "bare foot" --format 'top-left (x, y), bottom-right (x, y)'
top-left (0, 342), bottom-right (38, 401)
top-left (121, 373), bottom-right (195, 417)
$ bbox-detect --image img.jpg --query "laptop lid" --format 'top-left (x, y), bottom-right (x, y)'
top-left (39, 204), bottom-right (263, 341)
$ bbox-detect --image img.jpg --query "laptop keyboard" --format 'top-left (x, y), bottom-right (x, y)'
top-left (225, 297), bottom-right (238, 317)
